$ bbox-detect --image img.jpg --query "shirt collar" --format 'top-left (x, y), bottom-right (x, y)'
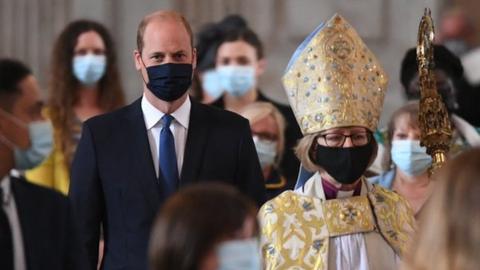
top-left (296, 172), bottom-right (365, 200)
top-left (321, 178), bottom-right (362, 200)
top-left (141, 95), bottom-right (191, 130)
top-left (1, 174), bottom-right (11, 205)
top-left (171, 96), bottom-right (191, 129)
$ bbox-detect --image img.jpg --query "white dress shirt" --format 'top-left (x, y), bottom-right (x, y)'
top-left (1, 175), bottom-right (26, 270)
top-left (141, 95), bottom-right (191, 178)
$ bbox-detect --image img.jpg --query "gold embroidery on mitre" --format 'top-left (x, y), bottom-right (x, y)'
top-left (282, 14), bottom-right (388, 134)
top-left (368, 184), bottom-right (417, 256)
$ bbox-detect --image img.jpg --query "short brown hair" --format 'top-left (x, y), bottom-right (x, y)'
top-left (382, 102), bottom-right (419, 170)
top-left (136, 10), bottom-right (194, 52)
top-left (149, 183), bottom-right (258, 270)
top-left (295, 134), bottom-right (323, 173)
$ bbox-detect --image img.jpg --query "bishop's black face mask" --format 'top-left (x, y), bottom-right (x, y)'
top-left (144, 62), bottom-right (193, 102)
top-left (314, 140), bottom-right (374, 184)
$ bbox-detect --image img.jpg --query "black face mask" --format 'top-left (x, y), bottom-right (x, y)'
top-left (314, 141), bottom-right (374, 184)
top-left (145, 63), bottom-right (193, 102)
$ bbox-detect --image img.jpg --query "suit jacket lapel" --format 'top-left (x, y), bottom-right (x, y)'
top-left (180, 100), bottom-right (209, 185)
top-left (126, 98), bottom-right (162, 210)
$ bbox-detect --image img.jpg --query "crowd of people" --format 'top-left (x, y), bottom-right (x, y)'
top-left (0, 7), bottom-right (479, 270)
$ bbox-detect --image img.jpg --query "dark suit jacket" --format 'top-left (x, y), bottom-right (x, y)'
top-left (10, 176), bottom-right (87, 270)
top-left (69, 98), bottom-right (265, 270)
top-left (211, 91), bottom-right (303, 187)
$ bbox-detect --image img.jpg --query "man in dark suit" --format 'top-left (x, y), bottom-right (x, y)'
top-left (69, 10), bottom-right (265, 270)
top-left (0, 58), bottom-right (87, 270)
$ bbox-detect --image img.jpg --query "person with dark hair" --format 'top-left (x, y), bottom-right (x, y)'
top-left (69, 10), bottom-right (265, 270)
top-left (212, 26), bottom-right (265, 110)
top-left (25, 19), bottom-right (126, 195)
top-left (191, 14), bottom-right (248, 104)
top-left (398, 45), bottom-right (480, 153)
top-left (0, 59), bottom-right (53, 172)
top-left (0, 58), bottom-right (87, 270)
top-left (0, 60), bottom-right (32, 110)
top-left (218, 14), bottom-right (248, 31)
top-left (400, 44), bottom-right (480, 127)
top-left (149, 183), bottom-right (261, 270)
top-left (211, 16), bottom-right (302, 186)
top-left (367, 46), bottom-right (480, 177)
top-left (190, 23), bottom-right (224, 103)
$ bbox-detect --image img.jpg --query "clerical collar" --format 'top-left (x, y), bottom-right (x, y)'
top-left (321, 178), bottom-right (362, 200)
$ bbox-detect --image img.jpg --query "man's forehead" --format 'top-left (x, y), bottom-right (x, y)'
top-left (143, 18), bottom-right (190, 46)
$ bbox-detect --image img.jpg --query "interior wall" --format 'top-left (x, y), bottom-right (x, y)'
top-left (0, 0), bottom-right (443, 126)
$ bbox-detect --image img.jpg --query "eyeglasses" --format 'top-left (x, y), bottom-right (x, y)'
top-left (317, 132), bottom-right (371, 147)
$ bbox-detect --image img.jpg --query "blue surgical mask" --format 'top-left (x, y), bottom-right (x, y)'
top-left (217, 65), bottom-right (256, 97)
top-left (391, 140), bottom-right (432, 176)
top-left (145, 63), bottom-right (193, 102)
top-left (217, 238), bottom-right (262, 270)
top-left (0, 120), bottom-right (53, 170)
top-left (73, 54), bottom-right (107, 86)
top-left (253, 136), bottom-right (277, 169)
top-left (201, 69), bottom-right (224, 100)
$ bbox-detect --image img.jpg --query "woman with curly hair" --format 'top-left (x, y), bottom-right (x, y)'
top-left (26, 20), bottom-right (125, 194)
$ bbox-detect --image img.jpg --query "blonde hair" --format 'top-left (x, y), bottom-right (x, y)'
top-left (295, 134), bottom-right (323, 172)
top-left (239, 102), bottom-right (286, 166)
top-left (403, 148), bottom-right (480, 270)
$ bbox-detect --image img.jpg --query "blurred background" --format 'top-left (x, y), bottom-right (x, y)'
top-left (1, 0), bottom-right (478, 125)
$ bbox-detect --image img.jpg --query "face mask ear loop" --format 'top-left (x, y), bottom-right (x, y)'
top-left (0, 109), bottom-right (27, 150)
top-left (0, 108), bottom-right (27, 129)
top-left (0, 133), bottom-right (15, 150)
top-left (138, 51), bottom-right (150, 87)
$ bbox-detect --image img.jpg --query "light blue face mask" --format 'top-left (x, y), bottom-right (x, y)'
top-left (217, 65), bottom-right (256, 97)
top-left (0, 120), bottom-right (54, 170)
top-left (253, 136), bottom-right (277, 169)
top-left (217, 238), bottom-right (262, 270)
top-left (201, 69), bottom-right (224, 100)
top-left (391, 140), bottom-right (432, 176)
top-left (16, 121), bottom-right (54, 170)
top-left (73, 54), bottom-right (107, 86)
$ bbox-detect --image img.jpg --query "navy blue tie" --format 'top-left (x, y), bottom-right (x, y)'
top-left (159, 114), bottom-right (178, 196)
